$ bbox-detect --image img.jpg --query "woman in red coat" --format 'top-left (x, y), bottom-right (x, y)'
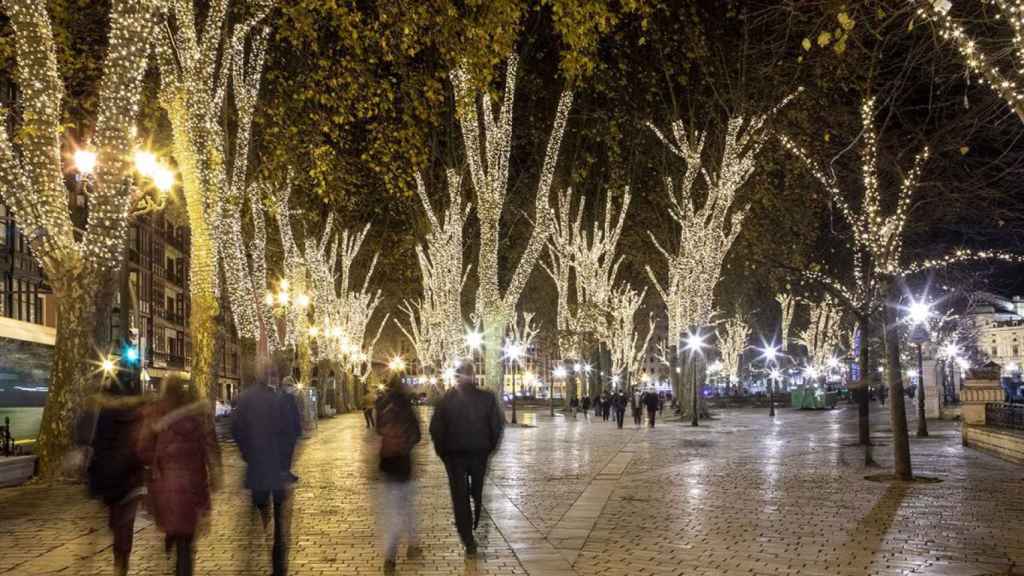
top-left (138, 376), bottom-right (221, 576)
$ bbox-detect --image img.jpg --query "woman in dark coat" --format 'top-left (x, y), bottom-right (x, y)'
top-left (138, 376), bottom-right (220, 576)
top-left (376, 375), bottom-right (422, 571)
top-left (84, 389), bottom-right (148, 576)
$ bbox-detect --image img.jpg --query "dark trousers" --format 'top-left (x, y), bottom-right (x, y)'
top-left (602, 407), bottom-right (610, 421)
top-left (108, 497), bottom-right (139, 575)
top-left (364, 408), bottom-right (375, 428)
top-left (632, 407), bottom-right (642, 425)
top-left (647, 408), bottom-right (657, 428)
top-left (443, 454), bottom-right (487, 547)
top-left (615, 409), bottom-right (625, 428)
top-left (168, 536), bottom-right (193, 576)
top-left (253, 489), bottom-right (290, 576)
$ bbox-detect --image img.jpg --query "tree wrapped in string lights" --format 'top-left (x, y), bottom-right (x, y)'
top-left (795, 296), bottom-right (845, 370)
top-left (155, 0), bottom-right (273, 398)
top-left (917, 0), bottom-right (1024, 123)
top-left (606, 285), bottom-right (656, 389)
top-left (716, 315), bottom-right (751, 390)
top-left (398, 171), bottom-right (471, 372)
top-left (775, 292), bottom-right (797, 353)
top-left (645, 90), bottom-right (799, 417)
top-left (542, 187), bottom-right (631, 365)
top-left (451, 55), bottom-right (573, 395)
top-left (0, 0), bottom-right (159, 476)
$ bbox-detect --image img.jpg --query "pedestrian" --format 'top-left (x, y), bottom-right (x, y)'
top-left (630, 390), bottom-right (642, 426)
top-left (376, 375), bottom-right (423, 571)
top-left (363, 388), bottom-right (377, 428)
top-left (601, 393), bottom-right (610, 421)
top-left (581, 395), bottom-right (591, 420)
top-left (658, 392), bottom-right (665, 415)
top-left (82, 383), bottom-right (148, 576)
top-left (613, 391), bottom-right (627, 429)
top-left (137, 376), bottom-right (220, 576)
top-left (878, 383), bottom-right (887, 406)
top-left (232, 369), bottom-right (303, 576)
top-left (429, 362), bottom-right (504, 556)
top-left (569, 395), bottom-right (579, 418)
top-left (643, 390), bottom-right (659, 428)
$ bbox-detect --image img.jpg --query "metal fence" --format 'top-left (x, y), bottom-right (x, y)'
top-left (986, 403), bottom-right (1024, 431)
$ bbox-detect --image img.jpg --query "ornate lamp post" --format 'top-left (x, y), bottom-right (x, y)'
top-left (758, 343), bottom-right (781, 417)
top-left (907, 297), bottom-right (932, 437)
top-left (684, 329), bottom-right (707, 427)
top-left (504, 341), bottom-right (524, 424)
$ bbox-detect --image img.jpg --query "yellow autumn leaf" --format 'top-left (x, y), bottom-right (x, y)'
top-left (960, 146), bottom-right (970, 155)
top-left (802, 37), bottom-right (812, 51)
top-left (838, 12), bottom-right (855, 31)
top-left (817, 31), bottom-right (832, 47)
top-left (834, 36), bottom-right (847, 55)
top-left (824, 132), bottom-right (831, 142)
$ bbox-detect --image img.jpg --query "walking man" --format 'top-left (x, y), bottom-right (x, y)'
top-left (430, 363), bottom-right (504, 556)
top-left (232, 366), bottom-right (303, 576)
top-left (643, 390), bottom-right (659, 428)
top-left (630, 389), bottom-right (642, 426)
top-left (613, 391), bottom-right (627, 429)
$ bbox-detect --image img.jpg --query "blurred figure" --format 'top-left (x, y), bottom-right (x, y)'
top-left (569, 395), bottom-right (579, 418)
top-left (376, 375), bottom-right (423, 572)
top-left (83, 382), bottom-right (148, 576)
top-left (137, 376), bottom-right (220, 576)
top-left (430, 362), bottom-right (504, 555)
top-left (612, 391), bottom-right (627, 429)
top-left (630, 389), bottom-right (642, 426)
top-left (363, 388), bottom-right (377, 428)
top-left (643, 390), bottom-right (659, 428)
top-left (581, 395), bottom-right (591, 420)
top-left (232, 370), bottom-right (303, 576)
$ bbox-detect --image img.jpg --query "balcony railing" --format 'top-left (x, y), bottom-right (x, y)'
top-left (986, 402), bottom-right (1024, 431)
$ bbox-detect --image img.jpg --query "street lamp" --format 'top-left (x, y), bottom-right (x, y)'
top-left (684, 329), bottom-right (707, 427)
top-left (504, 341), bottom-right (524, 424)
top-left (553, 365), bottom-right (567, 416)
top-left (388, 356), bottom-right (406, 373)
top-left (73, 148), bottom-right (97, 175)
top-left (906, 295), bottom-right (931, 437)
top-left (757, 342), bottom-right (780, 417)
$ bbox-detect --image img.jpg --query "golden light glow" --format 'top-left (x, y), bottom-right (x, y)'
top-left (73, 149), bottom-right (97, 175)
top-left (133, 150), bottom-right (157, 177)
top-left (151, 164), bottom-right (174, 192)
top-left (388, 356), bottom-right (406, 372)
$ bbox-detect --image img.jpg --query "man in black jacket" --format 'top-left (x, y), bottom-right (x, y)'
top-left (429, 363), bottom-right (504, 555)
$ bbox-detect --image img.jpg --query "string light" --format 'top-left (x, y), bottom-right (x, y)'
top-left (917, 0), bottom-right (1024, 122)
top-left (646, 90), bottom-right (801, 343)
top-left (542, 187), bottom-right (631, 359)
top-left (397, 170), bottom-right (470, 370)
top-left (451, 54), bottom-right (573, 390)
top-left (606, 284), bottom-right (656, 385)
top-left (715, 315), bottom-right (751, 384)
top-left (796, 296), bottom-right (845, 369)
top-left (775, 293), bottom-right (797, 352)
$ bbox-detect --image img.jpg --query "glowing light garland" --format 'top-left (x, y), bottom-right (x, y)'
top-left (451, 55), bottom-right (573, 392)
top-left (646, 91), bottom-right (800, 343)
top-left (0, 0), bottom-right (159, 475)
top-left (715, 315), bottom-right (751, 384)
top-left (606, 284), bottom-right (656, 385)
top-left (796, 296), bottom-right (845, 369)
top-left (775, 292), bottom-right (797, 352)
top-left (155, 0), bottom-right (274, 397)
top-left (918, 0), bottom-right (1024, 122)
top-left (542, 187), bottom-right (631, 360)
top-left (397, 171), bottom-right (471, 371)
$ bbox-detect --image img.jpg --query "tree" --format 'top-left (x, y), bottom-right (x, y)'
top-left (716, 315), bottom-right (751, 390)
top-left (645, 91), bottom-right (799, 419)
top-left (398, 171), bottom-right (471, 372)
top-left (0, 0), bottom-right (158, 476)
top-left (155, 0), bottom-right (272, 398)
top-left (606, 284), bottom-right (656, 389)
top-left (795, 296), bottom-right (845, 369)
top-left (451, 54), bottom-right (573, 395)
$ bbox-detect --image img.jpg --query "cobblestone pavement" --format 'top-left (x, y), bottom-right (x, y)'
top-left (1, 403), bottom-right (1022, 576)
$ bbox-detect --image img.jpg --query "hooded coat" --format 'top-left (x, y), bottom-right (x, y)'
top-left (138, 399), bottom-right (218, 537)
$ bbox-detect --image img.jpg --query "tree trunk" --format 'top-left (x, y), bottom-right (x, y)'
top-left (481, 310), bottom-right (508, 396)
top-left (36, 276), bottom-right (99, 478)
top-left (883, 282), bottom-right (913, 481)
top-left (857, 315), bottom-right (871, 448)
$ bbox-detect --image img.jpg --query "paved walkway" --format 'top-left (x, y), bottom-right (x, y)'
top-left (0, 403), bottom-right (1022, 576)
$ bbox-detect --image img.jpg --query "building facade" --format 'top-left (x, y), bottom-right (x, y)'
top-left (970, 293), bottom-right (1024, 377)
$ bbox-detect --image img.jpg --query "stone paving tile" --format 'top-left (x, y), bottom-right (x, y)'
top-left (0, 403), bottom-right (1021, 576)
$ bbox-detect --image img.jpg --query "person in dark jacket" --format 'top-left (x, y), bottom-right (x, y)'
top-left (376, 375), bottom-right (422, 572)
top-left (231, 375), bottom-right (303, 576)
top-left (569, 396), bottom-right (579, 418)
top-left (138, 376), bottom-right (220, 576)
top-left (429, 362), bottom-right (503, 555)
top-left (84, 386), bottom-right (148, 576)
top-left (581, 395), bottom-right (591, 420)
top-left (643, 390), bottom-right (660, 428)
top-left (612, 391), bottom-right (627, 429)
top-left (630, 389), bottom-right (642, 426)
